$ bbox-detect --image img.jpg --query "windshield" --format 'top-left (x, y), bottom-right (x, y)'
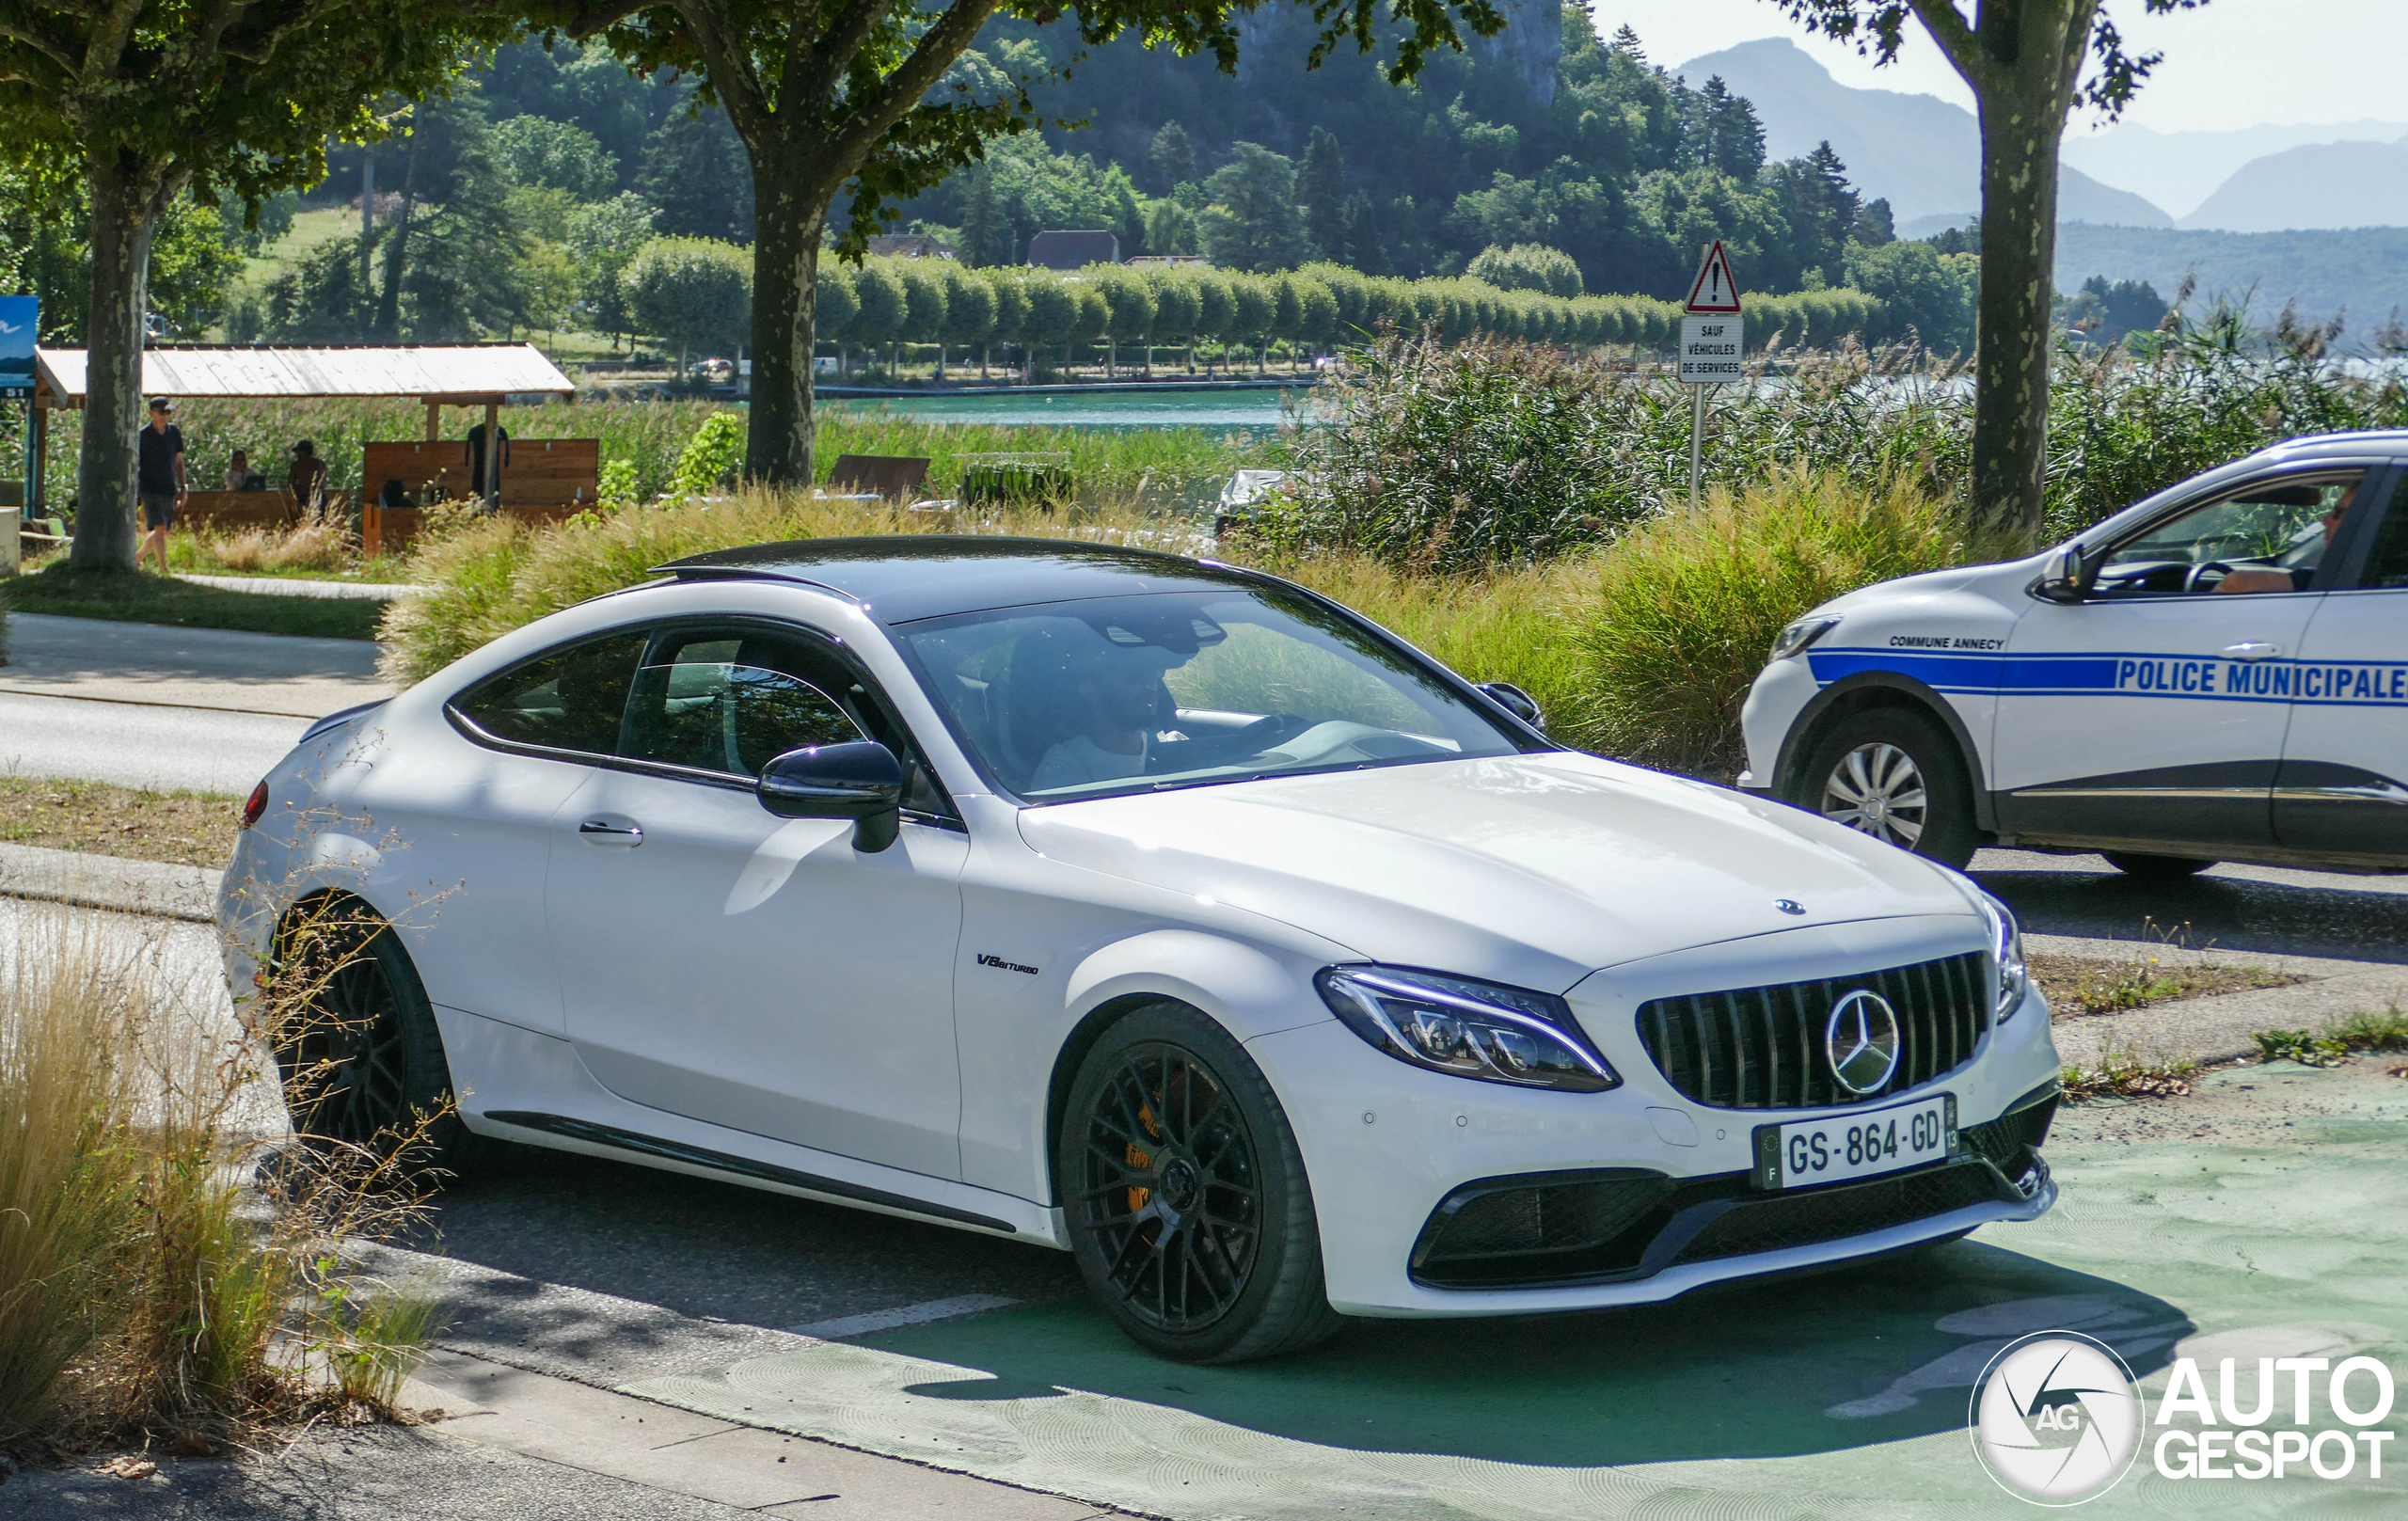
top-left (899, 587), bottom-right (1527, 800)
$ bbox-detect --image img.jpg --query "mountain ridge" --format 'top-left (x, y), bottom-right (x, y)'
top-left (1672, 38), bottom-right (2168, 228)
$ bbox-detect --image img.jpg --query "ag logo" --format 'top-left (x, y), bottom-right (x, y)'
top-left (1823, 989), bottom-right (1901, 1094)
top-left (1970, 1331), bottom-right (2143, 1505)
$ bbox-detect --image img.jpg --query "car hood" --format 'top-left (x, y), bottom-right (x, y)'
top-left (1015, 753), bottom-right (1980, 993)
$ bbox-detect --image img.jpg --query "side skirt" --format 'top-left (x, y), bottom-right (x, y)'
top-left (484, 1109), bottom-right (1020, 1235)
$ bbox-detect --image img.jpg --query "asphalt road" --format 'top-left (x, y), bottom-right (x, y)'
top-left (1970, 846), bottom-right (2408, 964)
top-left (0, 612), bottom-right (388, 792)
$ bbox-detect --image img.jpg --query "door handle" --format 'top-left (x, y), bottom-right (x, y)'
top-left (2219, 642), bottom-right (2282, 660)
top-left (578, 816), bottom-right (643, 845)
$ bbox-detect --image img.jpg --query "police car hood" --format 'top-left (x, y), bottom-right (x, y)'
top-left (1016, 752), bottom-right (1980, 993)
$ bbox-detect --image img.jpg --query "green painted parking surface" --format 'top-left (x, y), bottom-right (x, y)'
top-left (628, 1065), bottom-right (2408, 1519)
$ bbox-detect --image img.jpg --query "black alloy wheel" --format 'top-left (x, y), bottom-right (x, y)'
top-left (270, 901), bottom-right (482, 1172)
top-left (1075, 1042), bottom-right (1261, 1333)
top-left (1059, 1003), bottom-right (1343, 1362)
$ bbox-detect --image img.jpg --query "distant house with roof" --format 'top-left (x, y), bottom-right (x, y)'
top-left (867, 233), bottom-right (956, 260)
top-left (1027, 230), bottom-right (1119, 270)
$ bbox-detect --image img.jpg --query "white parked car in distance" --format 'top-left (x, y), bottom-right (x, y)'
top-left (222, 538), bottom-right (2061, 1362)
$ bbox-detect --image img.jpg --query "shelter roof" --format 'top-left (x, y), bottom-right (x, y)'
top-left (32, 342), bottom-right (574, 407)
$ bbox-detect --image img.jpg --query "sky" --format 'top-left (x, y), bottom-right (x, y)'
top-left (1609, 0), bottom-right (2408, 136)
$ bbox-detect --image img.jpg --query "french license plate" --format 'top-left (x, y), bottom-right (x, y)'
top-left (1753, 1094), bottom-right (1956, 1190)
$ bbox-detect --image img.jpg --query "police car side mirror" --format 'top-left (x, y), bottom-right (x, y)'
top-left (2034, 545), bottom-right (2086, 604)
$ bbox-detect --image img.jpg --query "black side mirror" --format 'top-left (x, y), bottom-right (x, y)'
top-left (759, 741), bottom-right (904, 852)
top-left (1477, 680), bottom-right (1545, 732)
top-left (2034, 544), bottom-right (2087, 604)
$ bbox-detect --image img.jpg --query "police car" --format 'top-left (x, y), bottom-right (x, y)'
top-left (1738, 432), bottom-right (2408, 877)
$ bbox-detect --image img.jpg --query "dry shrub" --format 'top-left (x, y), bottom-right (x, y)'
top-left (0, 879), bottom-right (449, 1456)
top-left (1569, 469), bottom-right (2016, 778)
top-left (200, 518), bottom-right (353, 576)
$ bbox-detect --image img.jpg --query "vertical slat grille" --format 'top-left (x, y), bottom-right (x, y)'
top-left (1635, 951), bottom-right (1990, 1110)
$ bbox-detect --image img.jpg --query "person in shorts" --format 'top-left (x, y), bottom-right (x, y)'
top-left (136, 397), bottom-right (186, 572)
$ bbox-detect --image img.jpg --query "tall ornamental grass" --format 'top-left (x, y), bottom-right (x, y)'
top-left (0, 895), bottom-right (446, 1453)
top-left (1568, 472), bottom-right (2003, 778)
top-left (1267, 319), bottom-right (2408, 570)
top-left (1259, 330), bottom-right (1964, 573)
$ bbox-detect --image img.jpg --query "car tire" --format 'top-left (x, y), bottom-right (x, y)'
top-left (270, 898), bottom-right (484, 1175)
top-left (2101, 851), bottom-right (2215, 880)
top-left (1793, 706), bottom-right (1981, 869)
top-left (1057, 1001), bottom-right (1344, 1363)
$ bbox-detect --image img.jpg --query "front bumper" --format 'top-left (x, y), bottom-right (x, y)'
top-left (1248, 973), bottom-right (2061, 1318)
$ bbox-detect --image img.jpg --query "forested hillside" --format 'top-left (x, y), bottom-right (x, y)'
top-left (4, 9), bottom-right (1988, 353)
top-left (899, 6), bottom-right (1904, 302)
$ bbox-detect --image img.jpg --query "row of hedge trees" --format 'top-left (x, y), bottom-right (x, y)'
top-left (618, 242), bottom-right (1894, 368)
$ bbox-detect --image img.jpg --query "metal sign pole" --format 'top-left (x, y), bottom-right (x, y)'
top-left (1688, 385), bottom-right (1705, 508)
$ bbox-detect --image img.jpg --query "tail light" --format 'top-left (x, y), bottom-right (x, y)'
top-left (240, 780), bottom-right (270, 830)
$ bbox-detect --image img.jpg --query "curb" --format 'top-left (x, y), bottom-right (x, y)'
top-left (0, 840), bottom-right (220, 924)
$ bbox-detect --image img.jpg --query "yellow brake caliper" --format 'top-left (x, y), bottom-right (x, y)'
top-left (1126, 1101), bottom-right (1162, 1213)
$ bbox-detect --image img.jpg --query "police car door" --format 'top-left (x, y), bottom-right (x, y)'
top-left (1993, 467), bottom-right (2368, 854)
top-left (2275, 465), bottom-right (2408, 863)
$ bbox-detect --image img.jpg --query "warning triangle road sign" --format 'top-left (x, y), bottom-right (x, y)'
top-left (1685, 240), bottom-right (1744, 313)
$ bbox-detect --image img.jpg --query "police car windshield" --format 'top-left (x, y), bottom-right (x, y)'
top-left (900, 588), bottom-right (1524, 801)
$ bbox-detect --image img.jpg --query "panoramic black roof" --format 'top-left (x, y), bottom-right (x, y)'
top-left (655, 535), bottom-right (1259, 623)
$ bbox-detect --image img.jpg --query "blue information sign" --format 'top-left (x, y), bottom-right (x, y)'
top-left (0, 294), bottom-right (35, 400)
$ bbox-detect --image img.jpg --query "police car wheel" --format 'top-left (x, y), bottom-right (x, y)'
top-left (1796, 708), bottom-right (1979, 868)
top-left (2100, 851), bottom-right (2215, 880)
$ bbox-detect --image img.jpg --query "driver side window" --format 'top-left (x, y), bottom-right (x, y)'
top-left (2095, 471), bottom-right (2363, 596)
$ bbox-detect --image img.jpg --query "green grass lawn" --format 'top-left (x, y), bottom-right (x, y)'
top-left (3, 562), bottom-right (384, 641)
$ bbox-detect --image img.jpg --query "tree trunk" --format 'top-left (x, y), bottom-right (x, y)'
top-left (374, 129), bottom-right (420, 340)
top-left (1921, 0), bottom-right (2096, 549)
top-left (1967, 91), bottom-right (2062, 547)
top-left (746, 185), bottom-right (822, 485)
top-left (71, 156), bottom-right (174, 572)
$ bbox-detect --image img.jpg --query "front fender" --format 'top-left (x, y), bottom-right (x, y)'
top-left (1772, 669), bottom-right (1998, 832)
top-left (1063, 927), bottom-right (1329, 1045)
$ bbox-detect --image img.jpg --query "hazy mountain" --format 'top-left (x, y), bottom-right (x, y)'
top-left (2056, 223), bottom-right (2408, 326)
top-left (2177, 136), bottom-right (2408, 232)
top-left (2064, 120), bottom-right (2408, 220)
top-left (1675, 38), bottom-right (2168, 228)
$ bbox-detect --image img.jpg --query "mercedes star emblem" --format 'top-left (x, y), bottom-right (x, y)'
top-left (1825, 989), bottom-right (1903, 1094)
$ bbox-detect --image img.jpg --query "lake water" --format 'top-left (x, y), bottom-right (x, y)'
top-left (819, 385), bottom-right (1311, 433)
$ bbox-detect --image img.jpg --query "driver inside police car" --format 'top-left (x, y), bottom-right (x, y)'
top-left (2214, 480), bottom-right (2355, 594)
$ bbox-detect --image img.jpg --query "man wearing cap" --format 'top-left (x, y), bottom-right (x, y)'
top-left (135, 396), bottom-right (186, 573)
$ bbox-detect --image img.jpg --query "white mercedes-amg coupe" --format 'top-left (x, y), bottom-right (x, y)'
top-left (219, 537), bottom-right (2061, 1362)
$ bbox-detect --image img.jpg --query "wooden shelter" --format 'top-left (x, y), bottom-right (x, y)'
top-left (26, 342), bottom-right (594, 551)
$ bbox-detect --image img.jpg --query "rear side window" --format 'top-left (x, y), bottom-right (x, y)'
top-left (622, 633), bottom-right (863, 776)
top-left (453, 633), bottom-right (647, 757)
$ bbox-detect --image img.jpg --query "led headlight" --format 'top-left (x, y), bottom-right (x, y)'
top-left (1316, 966), bottom-right (1618, 1091)
top-left (1977, 892), bottom-right (2030, 1021)
top-left (1769, 615), bottom-right (1842, 661)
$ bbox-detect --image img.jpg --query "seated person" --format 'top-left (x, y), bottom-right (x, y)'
top-left (223, 449), bottom-right (267, 491)
top-left (2216, 483), bottom-right (2353, 594)
top-left (1029, 644), bottom-right (1174, 791)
